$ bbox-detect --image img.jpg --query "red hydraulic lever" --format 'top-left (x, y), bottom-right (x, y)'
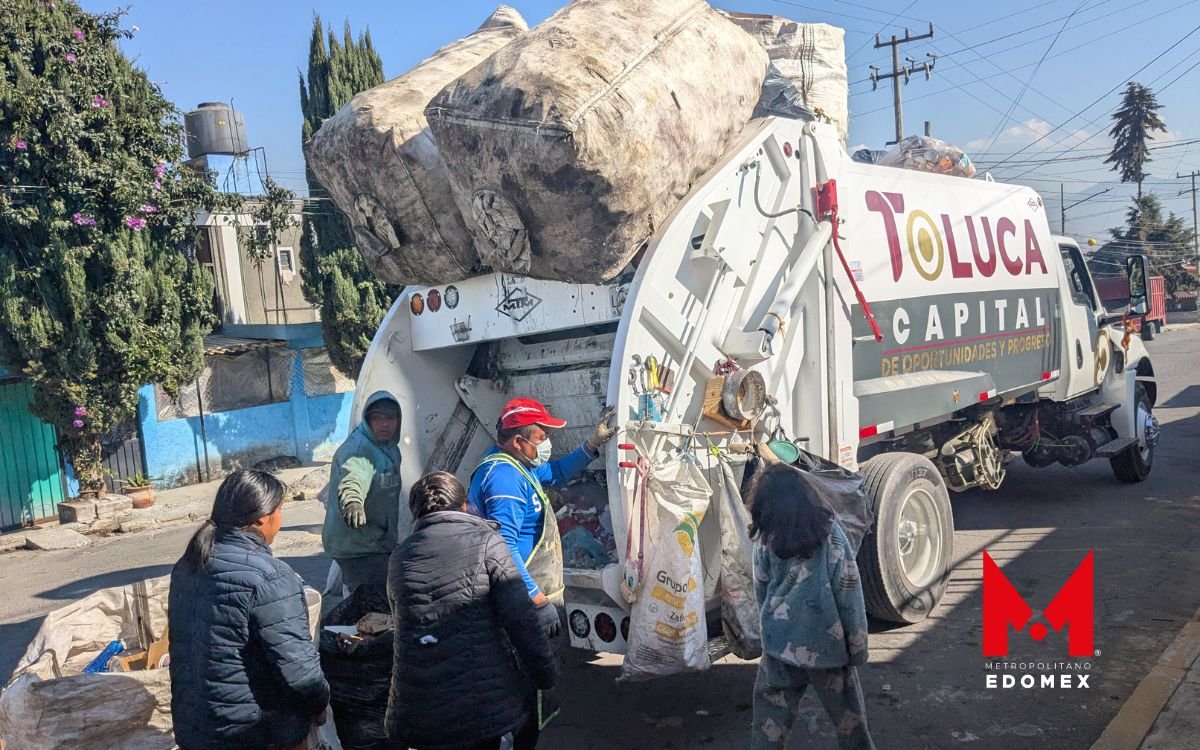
top-left (817, 179), bottom-right (883, 343)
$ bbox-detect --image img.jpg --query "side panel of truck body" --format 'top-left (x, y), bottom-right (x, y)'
top-left (835, 162), bottom-right (1066, 438)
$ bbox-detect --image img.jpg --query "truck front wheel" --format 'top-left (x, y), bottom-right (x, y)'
top-left (858, 453), bottom-right (955, 624)
top-left (1111, 383), bottom-right (1157, 483)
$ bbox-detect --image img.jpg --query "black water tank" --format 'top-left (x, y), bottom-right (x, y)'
top-left (184, 102), bottom-right (249, 159)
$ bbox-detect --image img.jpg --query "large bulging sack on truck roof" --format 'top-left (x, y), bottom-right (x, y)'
top-left (725, 13), bottom-right (848, 142)
top-left (426, 0), bottom-right (769, 284)
top-left (306, 6), bottom-right (528, 286)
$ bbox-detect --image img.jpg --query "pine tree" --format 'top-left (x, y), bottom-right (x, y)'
top-left (1104, 82), bottom-right (1166, 200)
top-left (0, 0), bottom-right (217, 494)
top-left (1091, 194), bottom-right (1197, 295)
top-left (299, 16), bottom-right (397, 376)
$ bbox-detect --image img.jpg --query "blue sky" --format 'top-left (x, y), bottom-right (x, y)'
top-left (80, 0), bottom-right (1200, 245)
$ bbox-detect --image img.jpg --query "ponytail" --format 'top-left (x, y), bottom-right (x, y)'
top-left (180, 470), bottom-right (285, 572)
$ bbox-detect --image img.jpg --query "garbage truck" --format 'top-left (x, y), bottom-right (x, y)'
top-left (346, 116), bottom-right (1159, 656)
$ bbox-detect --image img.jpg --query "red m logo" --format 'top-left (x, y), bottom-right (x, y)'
top-left (982, 551), bottom-right (1094, 657)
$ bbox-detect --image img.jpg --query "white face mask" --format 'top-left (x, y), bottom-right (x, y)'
top-left (525, 436), bottom-right (553, 467)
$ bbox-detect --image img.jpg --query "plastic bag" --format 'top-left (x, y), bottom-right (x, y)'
top-left (319, 586), bottom-right (393, 750)
top-left (712, 459), bottom-right (761, 660)
top-left (750, 443), bottom-right (873, 555)
top-left (620, 456), bottom-right (713, 681)
top-left (792, 449), bottom-right (873, 554)
top-left (878, 135), bottom-right (976, 178)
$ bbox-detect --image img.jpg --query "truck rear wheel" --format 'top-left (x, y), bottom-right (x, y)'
top-left (1111, 383), bottom-right (1157, 483)
top-left (858, 453), bottom-right (955, 624)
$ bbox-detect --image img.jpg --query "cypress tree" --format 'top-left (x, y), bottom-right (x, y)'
top-left (299, 16), bottom-right (396, 376)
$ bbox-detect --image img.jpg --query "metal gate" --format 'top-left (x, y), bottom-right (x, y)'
top-left (101, 420), bottom-right (146, 493)
top-left (0, 381), bottom-right (66, 529)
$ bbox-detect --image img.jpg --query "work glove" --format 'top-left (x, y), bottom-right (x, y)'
top-left (342, 499), bottom-right (367, 529)
top-left (585, 405), bottom-right (618, 453)
top-left (536, 601), bottom-right (562, 639)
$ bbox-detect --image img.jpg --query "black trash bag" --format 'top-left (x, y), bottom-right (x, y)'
top-left (319, 585), bottom-right (393, 750)
top-left (753, 64), bottom-right (817, 121)
top-left (743, 445), bottom-right (874, 555)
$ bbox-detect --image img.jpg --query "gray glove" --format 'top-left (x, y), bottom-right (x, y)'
top-left (536, 602), bottom-right (562, 639)
top-left (585, 405), bottom-right (618, 453)
top-left (342, 499), bottom-right (367, 529)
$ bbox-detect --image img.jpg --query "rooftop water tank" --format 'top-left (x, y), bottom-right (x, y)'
top-left (185, 102), bottom-right (249, 159)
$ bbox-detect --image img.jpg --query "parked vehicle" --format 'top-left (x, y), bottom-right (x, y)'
top-left (1093, 274), bottom-right (1167, 339)
top-left (349, 118), bottom-right (1159, 653)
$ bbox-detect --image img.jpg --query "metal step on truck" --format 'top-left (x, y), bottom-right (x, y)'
top-left (351, 117), bottom-right (1159, 656)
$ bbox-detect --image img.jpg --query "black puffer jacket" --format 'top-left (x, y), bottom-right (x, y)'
top-left (385, 511), bottom-right (557, 750)
top-left (169, 530), bottom-right (330, 750)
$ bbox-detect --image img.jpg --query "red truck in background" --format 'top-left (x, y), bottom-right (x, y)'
top-left (1094, 274), bottom-right (1167, 339)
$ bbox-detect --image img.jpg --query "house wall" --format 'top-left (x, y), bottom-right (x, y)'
top-left (139, 350), bottom-right (353, 488)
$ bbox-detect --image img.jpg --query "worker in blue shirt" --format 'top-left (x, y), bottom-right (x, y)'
top-left (469, 397), bottom-right (616, 636)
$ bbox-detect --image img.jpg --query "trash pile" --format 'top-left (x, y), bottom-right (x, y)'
top-left (878, 134), bottom-right (977, 178)
top-left (0, 577), bottom-right (329, 750)
top-left (556, 484), bottom-right (617, 569)
top-left (308, 0), bottom-right (850, 287)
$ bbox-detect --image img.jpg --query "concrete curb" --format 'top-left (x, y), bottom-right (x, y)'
top-left (1091, 607), bottom-right (1200, 750)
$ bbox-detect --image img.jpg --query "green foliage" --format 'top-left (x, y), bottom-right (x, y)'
top-left (1092, 194), bottom-right (1197, 295)
top-left (0, 0), bottom-right (217, 492)
top-left (211, 176), bottom-right (298, 265)
top-left (1104, 82), bottom-right (1166, 199)
top-left (298, 15), bottom-right (398, 376)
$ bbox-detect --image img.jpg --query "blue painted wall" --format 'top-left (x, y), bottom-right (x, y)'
top-left (139, 352), bottom-right (353, 487)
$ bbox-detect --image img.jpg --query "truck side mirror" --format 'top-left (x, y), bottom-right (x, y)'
top-left (1126, 254), bottom-right (1150, 315)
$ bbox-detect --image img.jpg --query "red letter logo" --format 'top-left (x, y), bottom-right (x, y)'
top-left (982, 551), bottom-right (1094, 657)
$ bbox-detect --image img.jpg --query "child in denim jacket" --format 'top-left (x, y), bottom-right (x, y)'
top-left (748, 463), bottom-right (876, 750)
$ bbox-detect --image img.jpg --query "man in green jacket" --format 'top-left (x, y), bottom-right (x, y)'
top-left (322, 391), bottom-right (402, 592)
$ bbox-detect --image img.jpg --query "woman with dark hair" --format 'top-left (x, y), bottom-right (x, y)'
top-left (386, 471), bottom-right (557, 750)
top-left (169, 470), bottom-right (329, 750)
top-left (747, 463), bottom-right (876, 750)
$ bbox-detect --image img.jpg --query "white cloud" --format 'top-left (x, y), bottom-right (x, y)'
top-left (966, 118), bottom-right (1100, 158)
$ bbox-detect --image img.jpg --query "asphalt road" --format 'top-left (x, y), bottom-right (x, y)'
top-left (2, 326), bottom-right (1198, 750)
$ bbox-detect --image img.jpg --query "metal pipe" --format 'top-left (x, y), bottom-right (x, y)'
top-left (757, 222), bottom-right (832, 344)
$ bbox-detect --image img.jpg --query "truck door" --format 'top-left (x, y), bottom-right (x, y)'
top-left (1056, 243), bottom-right (1102, 399)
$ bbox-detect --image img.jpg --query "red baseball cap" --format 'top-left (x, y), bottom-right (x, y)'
top-left (499, 397), bottom-right (567, 430)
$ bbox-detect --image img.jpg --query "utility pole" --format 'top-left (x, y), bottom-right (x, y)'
top-left (871, 24), bottom-right (936, 144)
top-left (1060, 185), bottom-right (1113, 235)
top-left (1178, 171), bottom-right (1199, 265)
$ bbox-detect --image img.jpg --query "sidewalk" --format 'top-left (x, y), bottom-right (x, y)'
top-left (1092, 605), bottom-right (1200, 750)
top-left (0, 462), bottom-right (329, 554)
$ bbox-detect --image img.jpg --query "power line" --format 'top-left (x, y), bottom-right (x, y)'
top-left (978, 0), bottom-right (1090, 156)
top-left (987, 21), bottom-right (1200, 176)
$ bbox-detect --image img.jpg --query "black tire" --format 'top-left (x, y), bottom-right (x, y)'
top-left (1111, 383), bottom-right (1154, 483)
top-left (857, 453), bottom-right (955, 624)
top-left (1142, 321), bottom-right (1156, 341)
top-left (1021, 446), bottom-right (1057, 468)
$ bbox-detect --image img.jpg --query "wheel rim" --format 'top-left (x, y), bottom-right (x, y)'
top-left (1138, 404), bottom-right (1159, 460)
top-left (896, 488), bottom-right (943, 588)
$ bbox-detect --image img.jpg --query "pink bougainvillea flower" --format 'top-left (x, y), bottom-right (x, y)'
top-left (15, 140), bottom-right (27, 150)
top-left (72, 419), bottom-right (85, 429)
top-left (138, 203), bottom-right (158, 214)
top-left (124, 216), bottom-right (146, 231)
top-left (91, 95), bottom-right (110, 109)
top-left (72, 212), bottom-right (97, 226)
top-left (153, 178), bottom-right (163, 192)
top-left (65, 52), bottom-right (77, 63)
top-left (74, 406), bottom-right (87, 417)
top-left (73, 28), bottom-right (84, 41)
top-left (154, 162), bottom-right (167, 177)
